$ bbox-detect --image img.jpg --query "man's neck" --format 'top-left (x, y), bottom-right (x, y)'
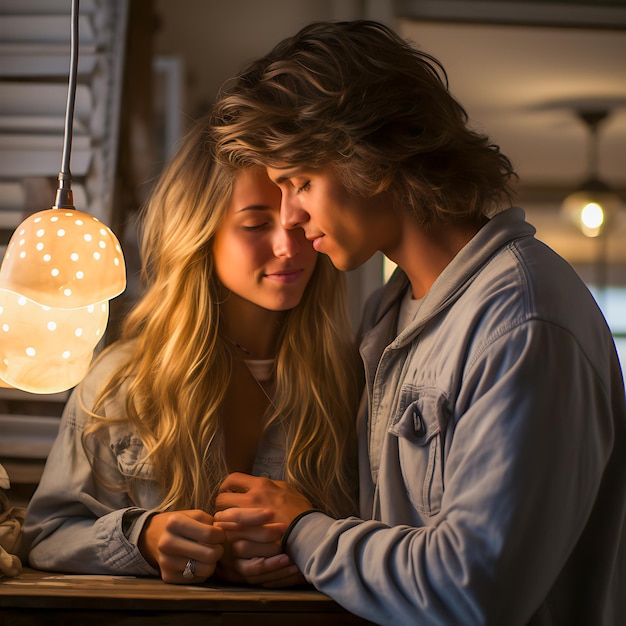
top-left (385, 213), bottom-right (487, 299)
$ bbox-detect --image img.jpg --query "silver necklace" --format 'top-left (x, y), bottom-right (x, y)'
top-left (223, 334), bottom-right (281, 417)
top-left (223, 334), bottom-right (251, 355)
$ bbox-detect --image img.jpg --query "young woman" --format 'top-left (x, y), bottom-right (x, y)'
top-left (20, 113), bottom-right (360, 587)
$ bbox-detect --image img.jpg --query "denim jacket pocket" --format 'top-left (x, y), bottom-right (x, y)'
top-left (113, 434), bottom-right (154, 480)
top-left (388, 386), bottom-right (447, 516)
top-left (106, 425), bottom-right (154, 481)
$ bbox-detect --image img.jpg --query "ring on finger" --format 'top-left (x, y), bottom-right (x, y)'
top-left (182, 558), bottom-right (196, 579)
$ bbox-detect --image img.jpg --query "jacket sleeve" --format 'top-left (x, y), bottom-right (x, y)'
top-left (285, 320), bottom-right (618, 625)
top-left (20, 383), bottom-right (158, 576)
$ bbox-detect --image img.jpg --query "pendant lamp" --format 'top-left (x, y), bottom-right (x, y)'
top-left (0, 0), bottom-right (126, 394)
top-left (561, 110), bottom-right (622, 238)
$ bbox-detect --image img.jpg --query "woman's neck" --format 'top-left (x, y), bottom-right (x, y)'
top-left (219, 295), bottom-right (287, 360)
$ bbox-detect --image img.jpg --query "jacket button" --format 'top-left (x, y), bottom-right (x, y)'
top-left (412, 409), bottom-right (426, 438)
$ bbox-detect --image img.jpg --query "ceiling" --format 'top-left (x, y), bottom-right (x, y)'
top-left (397, 5), bottom-right (626, 277)
top-left (153, 0), bottom-right (626, 282)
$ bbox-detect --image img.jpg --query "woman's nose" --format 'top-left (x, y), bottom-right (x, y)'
top-left (273, 226), bottom-right (302, 258)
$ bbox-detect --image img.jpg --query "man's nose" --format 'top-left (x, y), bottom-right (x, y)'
top-left (280, 193), bottom-right (309, 230)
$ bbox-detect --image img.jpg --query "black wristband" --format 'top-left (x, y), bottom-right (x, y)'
top-left (280, 509), bottom-right (325, 554)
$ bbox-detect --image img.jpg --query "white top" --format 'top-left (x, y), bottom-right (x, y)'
top-left (397, 287), bottom-right (423, 334)
top-left (243, 359), bottom-right (274, 383)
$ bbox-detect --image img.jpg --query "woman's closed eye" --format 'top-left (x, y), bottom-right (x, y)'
top-left (242, 223), bottom-right (269, 232)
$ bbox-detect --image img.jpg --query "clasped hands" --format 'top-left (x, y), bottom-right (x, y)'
top-left (138, 472), bottom-right (312, 587)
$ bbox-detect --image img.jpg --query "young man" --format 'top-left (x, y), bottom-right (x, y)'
top-left (212, 20), bottom-right (626, 625)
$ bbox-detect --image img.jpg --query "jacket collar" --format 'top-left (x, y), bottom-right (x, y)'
top-left (373, 207), bottom-right (535, 346)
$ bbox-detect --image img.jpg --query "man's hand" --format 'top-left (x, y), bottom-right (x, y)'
top-left (215, 472), bottom-right (313, 525)
top-left (138, 510), bottom-right (225, 584)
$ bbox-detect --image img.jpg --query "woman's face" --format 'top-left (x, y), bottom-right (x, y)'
top-left (212, 167), bottom-right (318, 312)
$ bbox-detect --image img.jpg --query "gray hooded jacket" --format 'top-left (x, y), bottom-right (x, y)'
top-left (286, 208), bottom-right (626, 626)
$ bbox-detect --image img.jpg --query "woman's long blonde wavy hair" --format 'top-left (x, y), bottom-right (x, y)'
top-left (83, 114), bottom-right (361, 518)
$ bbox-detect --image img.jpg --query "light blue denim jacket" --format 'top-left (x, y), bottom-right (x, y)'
top-left (285, 208), bottom-right (626, 625)
top-left (20, 343), bottom-right (288, 575)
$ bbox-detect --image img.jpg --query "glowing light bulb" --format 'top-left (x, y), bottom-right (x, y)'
top-left (0, 208), bottom-right (126, 393)
top-left (580, 202), bottom-right (604, 230)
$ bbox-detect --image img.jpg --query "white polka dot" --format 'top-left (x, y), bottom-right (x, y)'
top-left (47, 321), bottom-right (57, 331)
top-left (2, 324), bottom-right (9, 332)
top-left (76, 271), bottom-right (84, 279)
top-left (51, 268), bottom-right (60, 277)
top-left (70, 253), bottom-right (79, 261)
top-left (57, 229), bottom-right (66, 237)
top-left (114, 258), bottom-right (120, 266)
top-left (19, 239), bottom-right (25, 246)
top-left (18, 229), bottom-right (25, 236)
top-left (84, 234), bottom-right (93, 242)
top-left (99, 241), bottom-right (106, 249)
top-left (19, 251), bottom-right (26, 259)
top-left (36, 242), bottom-right (44, 251)
top-left (25, 347), bottom-right (36, 357)
top-left (36, 229), bottom-right (45, 237)
top-left (87, 305), bottom-right (95, 313)
top-left (99, 229), bottom-right (107, 236)
top-left (75, 328), bottom-right (83, 337)
top-left (43, 254), bottom-right (51, 262)
top-left (0, 306), bottom-right (3, 315)
top-left (93, 252), bottom-right (101, 260)
top-left (34, 217), bottom-right (42, 223)
top-left (17, 296), bottom-right (27, 306)
top-left (64, 288), bottom-right (72, 296)
top-left (51, 216), bottom-right (59, 222)
top-left (62, 351), bottom-right (71, 359)
top-left (75, 219), bottom-right (84, 226)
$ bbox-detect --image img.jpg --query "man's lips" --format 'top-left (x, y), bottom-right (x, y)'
top-left (306, 233), bottom-right (325, 251)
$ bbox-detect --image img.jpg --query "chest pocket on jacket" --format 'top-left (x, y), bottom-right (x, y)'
top-left (113, 434), bottom-right (154, 479)
top-left (106, 424), bottom-right (154, 481)
top-left (388, 386), bottom-right (447, 516)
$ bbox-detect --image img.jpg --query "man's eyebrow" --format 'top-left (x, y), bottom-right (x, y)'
top-left (271, 168), bottom-right (305, 185)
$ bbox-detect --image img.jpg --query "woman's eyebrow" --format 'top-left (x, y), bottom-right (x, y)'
top-left (236, 204), bottom-right (272, 213)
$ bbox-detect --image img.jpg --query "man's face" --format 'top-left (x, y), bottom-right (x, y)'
top-left (266, 165), bottom-right (400, 272)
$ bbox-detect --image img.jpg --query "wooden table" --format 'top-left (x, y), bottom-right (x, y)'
top-left (0, 568), bottom-right (375, 625)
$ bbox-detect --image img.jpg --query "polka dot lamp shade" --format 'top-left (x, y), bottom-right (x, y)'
top-left (0, 209), bottom-right (126, 393)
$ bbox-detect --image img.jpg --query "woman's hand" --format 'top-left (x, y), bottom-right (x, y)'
top-left (214, 508), bottom-right (304, 588)
top-left (138, 509), bottom-right (225, 584)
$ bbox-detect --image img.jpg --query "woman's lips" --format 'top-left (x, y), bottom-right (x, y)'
top-left (264, 269), bottom-right (303, 284)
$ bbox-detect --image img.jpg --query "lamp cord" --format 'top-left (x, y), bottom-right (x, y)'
top-left (580, 110), bottom-right (609, 182)
top-left (54, 0), bottom-right (79, 210)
